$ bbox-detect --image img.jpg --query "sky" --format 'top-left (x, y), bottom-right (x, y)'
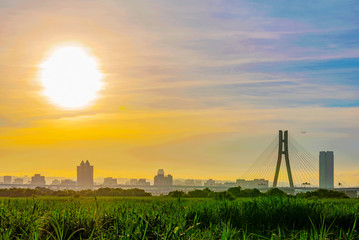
top-left (0, 0), bottom-right (358, 185)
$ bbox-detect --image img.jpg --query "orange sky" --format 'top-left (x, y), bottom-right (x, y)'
top-left (1, 0), bottom-right (359, 186)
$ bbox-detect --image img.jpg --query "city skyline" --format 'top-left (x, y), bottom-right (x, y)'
top-left (0, 149), bottom-right (343, 189)
top-left (0, 1), bottom-right (358, 184)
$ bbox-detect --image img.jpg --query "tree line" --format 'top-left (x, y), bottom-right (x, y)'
top-left (0, 186), bottom-right (349, 198)
top-left (0, 187), bottom-right (151, 197)
top-left (168, 186), bottom-right (349, 199)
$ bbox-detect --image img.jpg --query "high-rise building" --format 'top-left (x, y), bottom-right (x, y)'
top-left (154, 169), bottom-right (173, 186)
top-left (3, 176), bottom-right (11, 184)
top-left (31, 174), bottom-right (46, 185)
top-left (319, 151), bottom-right (334, 189)
top-left (77, 160), bottom-right (94, 186)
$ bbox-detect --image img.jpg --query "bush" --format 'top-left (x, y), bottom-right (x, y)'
top-left (188, 188), bottom-right (213, 198)
top-left (301, 189), bottom-right (348, 199)
top-left (227, 186), bottom-right (242, 197)
top-left (168, 190), bottom-right (187, 198)
top-left (265, 188), bottom-right (287, 197)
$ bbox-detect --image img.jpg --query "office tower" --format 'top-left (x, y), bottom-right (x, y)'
top-left (31, 174), bottom-right (46, 185)
top-left (154, 169), bottom-right (173, 186)
top-left (319, 151), bottom-right (334, 189)
top-left (3, 176), bottom-right (11, 184)
top-left (77, 160), bottom-right (94, 186)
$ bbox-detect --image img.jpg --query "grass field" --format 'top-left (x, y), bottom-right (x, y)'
top-left (0, 197), bottom-right (358, 239)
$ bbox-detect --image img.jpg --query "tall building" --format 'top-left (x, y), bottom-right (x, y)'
top-left (3, 176), bottom-right (11, 184)
top-left (31, 174), bottom-right (46, 185)
top-left (154, 169), bottom-right (173, 186)
top-left (319, 151), bottom-right (334, 189)
top-left (77, 160), bottom-right (94, 186)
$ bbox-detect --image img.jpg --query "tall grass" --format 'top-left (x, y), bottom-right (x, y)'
top-left (0, 197), bottom-right (358, 239)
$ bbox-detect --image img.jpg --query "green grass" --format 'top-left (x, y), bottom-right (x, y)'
top-left (0, 197), bottom-right (358, 239)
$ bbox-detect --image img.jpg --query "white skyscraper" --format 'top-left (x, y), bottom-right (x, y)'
top-left (319, 151), bottom-right (334, 189)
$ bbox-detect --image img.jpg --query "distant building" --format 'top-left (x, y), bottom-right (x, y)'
top-left (223, 182), bottom-right (236, 187)
top-left (51, 179), bottom-right (61, 185)
top-left (174, 179), bottom-right (185, 185)
top-left (204, 179), bottom-right (216, 186)
top-left (319, 151), bottom-right (334, 189)
top-left (137, 178), bottom-right (150, 186)
top-left (185, 179), bottom-right (195, 186)
top-left (129, 179), bottom-right (138, 185)
top-left (236, 179), bottom-right (269, 189)
top-left (103, 177), bottom-right (117, 186)
top-left (13, 178), bottom-right (23, 184)
top-left (127, 178), bottom-right (150, 186)
top-left (3, 176), bottom-right (11, 184)
top-left (77, 160), bottom-right (94, 186)
top-left (154, 169), bottom-right (173, 186)
top-left (61, 179), bottom-right (76, 186)
top-left (31, 174), bottom-right (46, 185)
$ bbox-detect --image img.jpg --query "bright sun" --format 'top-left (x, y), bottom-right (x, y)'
top-left (39, 45), bottom-right (104, 109)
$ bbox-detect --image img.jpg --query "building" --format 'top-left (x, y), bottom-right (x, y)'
top-left (51, 179), bottom-right (61, 185)
top-left (137, 178), bottom-right (150, 186)
top-left (127, 178), bottom-right (150, 186)
top-left (103, 177), bottom-right (117, 186)
top-left (61, 179), bottom-right (76, 186)
top-left (319, 151), bottom-right (334, 189)
top-left (236, 179), bottom-right (269, 189)
top-left (13, 178), bottom-right (23, 184)
top-left (31, 174), bottom-right (46, 185)
top-left (3, 176), bottom-right (11, 184)
top-left (154, 169), bottom-right (173, 186)
top-left (204, 179), bottom-right (216, 186)
top-left (223, 182), bottom-right (236, 187)
top-left (129, 179), bottom-right (138, 185)
top-left (77, 160), bottom-right (94, 186)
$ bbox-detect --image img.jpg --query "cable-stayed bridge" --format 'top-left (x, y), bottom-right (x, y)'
top-left (246, 130), bottom-right (347, 189)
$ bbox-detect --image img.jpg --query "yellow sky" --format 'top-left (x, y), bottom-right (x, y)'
top-left (1, 0), bottom-right (359, 186)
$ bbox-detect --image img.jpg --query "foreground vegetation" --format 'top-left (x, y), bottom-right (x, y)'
top-left (0, 196), bottom-right (358, 239)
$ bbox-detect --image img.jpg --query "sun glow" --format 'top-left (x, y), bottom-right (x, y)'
top-left (39, 45), bottom-right (104, 109)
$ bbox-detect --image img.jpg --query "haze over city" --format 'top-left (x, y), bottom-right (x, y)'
top-left (0, 0), bottom-right (359, 185)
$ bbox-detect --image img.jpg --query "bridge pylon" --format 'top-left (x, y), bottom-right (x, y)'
top-left (273, 130), bottom-right (294, 188)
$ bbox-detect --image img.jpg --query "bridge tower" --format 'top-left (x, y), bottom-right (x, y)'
top-left (273, 130), bottom-right (294, 188)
